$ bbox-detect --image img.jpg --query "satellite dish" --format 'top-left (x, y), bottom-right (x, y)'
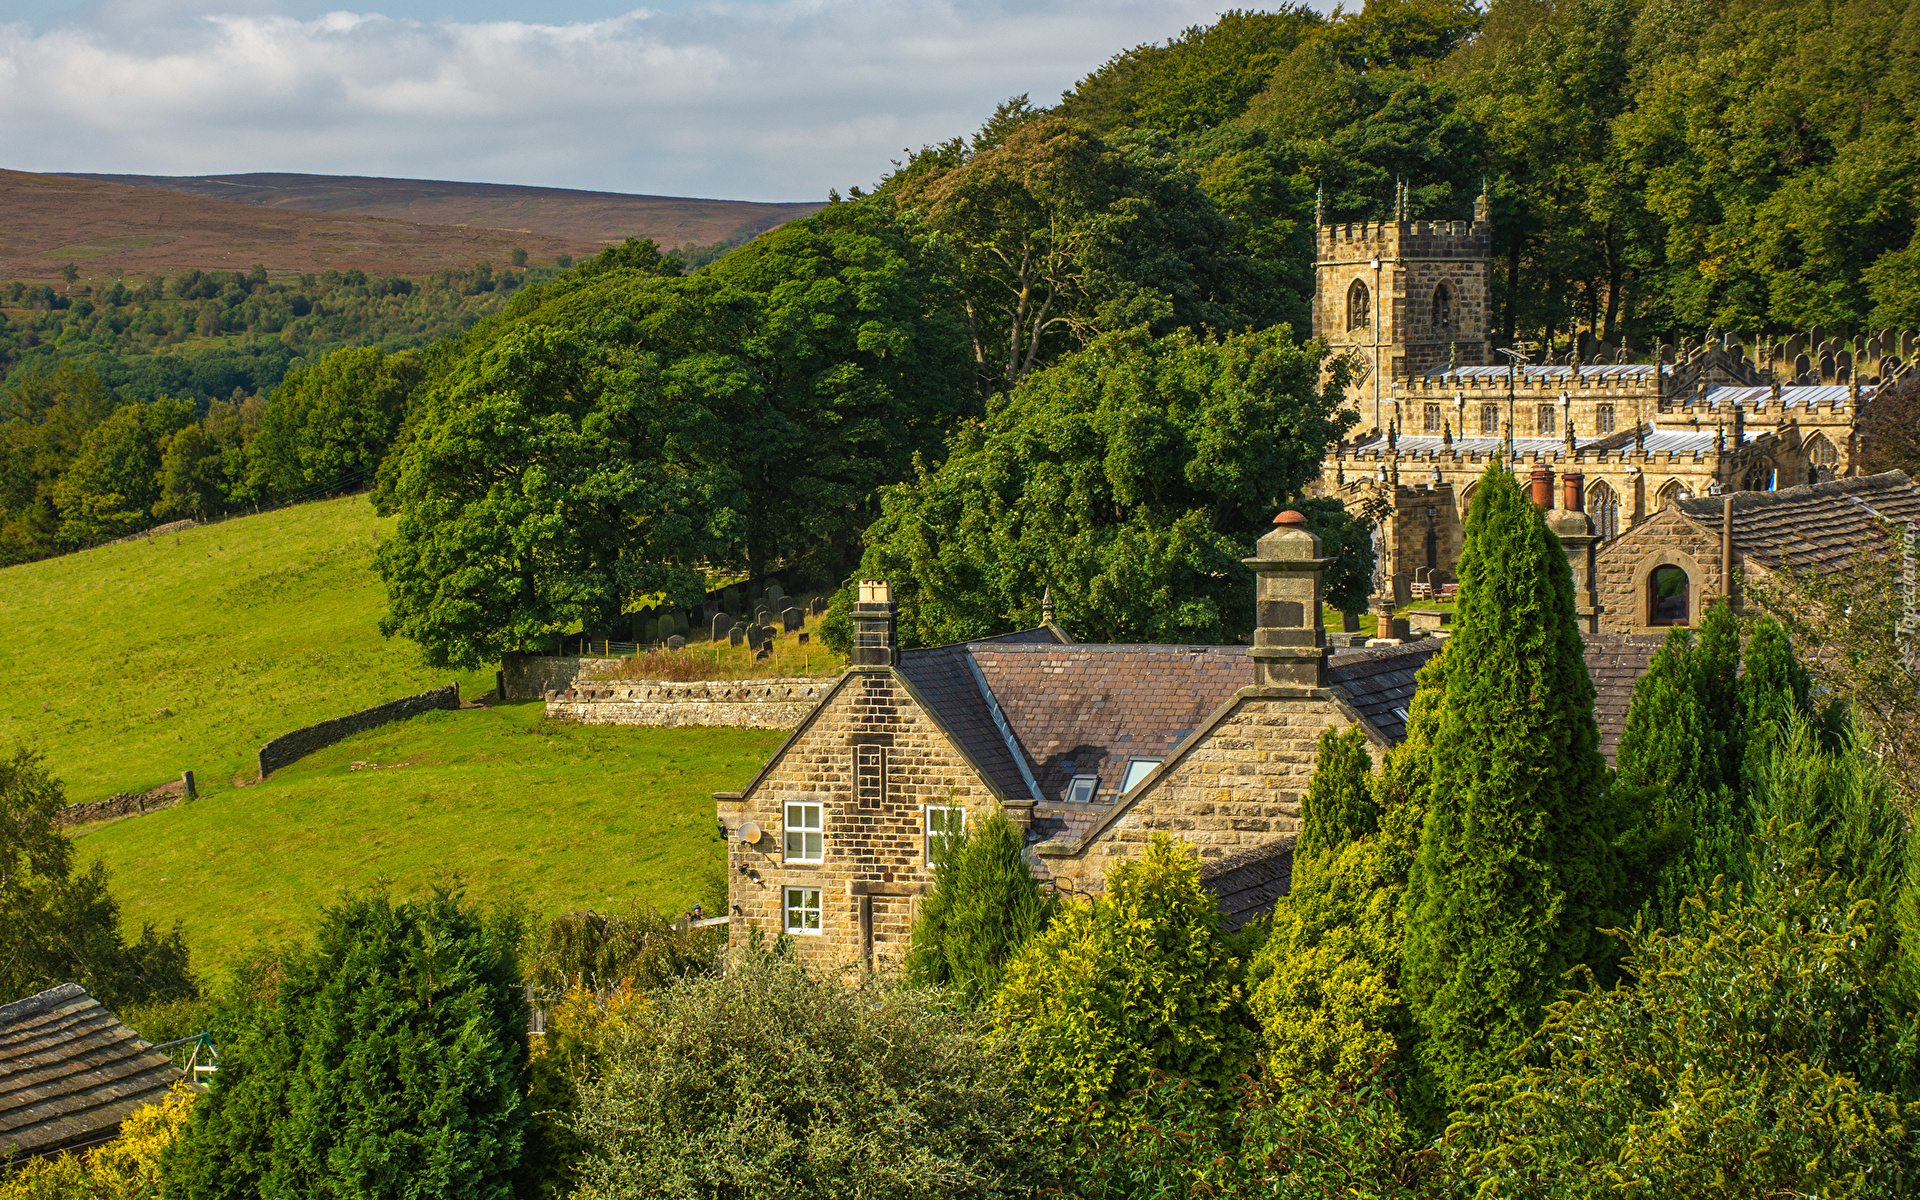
top-left (737, 821), bottom-right (762, 845)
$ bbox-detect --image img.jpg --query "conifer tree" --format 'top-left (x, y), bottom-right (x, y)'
top-left (1739, 616), bottom-right (1815, 790)
top-left (1615, 629), bottom-right (1712, 805)
top-left (1401, 463), bottom-right (1619, 1100)
top-left (1294, 725), bottom-right (1378, 861)
top-left (905, 806), bottom-right (1055, 1004)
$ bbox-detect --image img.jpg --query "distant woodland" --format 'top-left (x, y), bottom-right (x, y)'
top-left (5, 0), bottom-right (1918, 625)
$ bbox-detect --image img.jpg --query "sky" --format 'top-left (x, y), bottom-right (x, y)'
top-left (0, 0), bottom-right (1294, 202)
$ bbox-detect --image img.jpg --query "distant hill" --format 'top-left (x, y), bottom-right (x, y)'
top-left (70, 172), bottom-right (826, 257)
top-left (0, 169), bottom-right (605, 282)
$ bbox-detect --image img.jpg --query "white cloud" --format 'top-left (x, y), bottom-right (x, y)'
top-left (0, 1), bottom-right (1247, 200)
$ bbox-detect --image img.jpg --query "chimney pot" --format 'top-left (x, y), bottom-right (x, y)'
top-left (1530, 464), bottom-right (1554, 510)
top-left (1273, 509), bottom-right (1308, 526)
top-left (1563, 471), bottom-right (1585, 512)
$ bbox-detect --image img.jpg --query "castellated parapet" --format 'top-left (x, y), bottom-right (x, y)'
top-left (1313, 190), bottom-right (1495, 433)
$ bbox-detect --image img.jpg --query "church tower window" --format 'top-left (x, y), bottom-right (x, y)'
top-left (1347, 279), bottom-right (1371, 331)
top-left (1480, 403), bottom-right (1499, 436)
top-left (1537, 404), bottom-right (1556, 436)
top-left (1423, 403), bottom-right (1441, 433)
top-left (1596, 403), bottom-right (1616, 434)
top-left (1432, 283), bottom-right (1453, 329)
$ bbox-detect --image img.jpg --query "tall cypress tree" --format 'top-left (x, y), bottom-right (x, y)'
top-left (1739, 616), bottom-right (1814, 790)
top-left (1295, 725), bottom-right (1378, 862)
top-left (906, 806), bottom-right (1056, 1003)
top-left (1401, 463), bottom-right (1619, 1100)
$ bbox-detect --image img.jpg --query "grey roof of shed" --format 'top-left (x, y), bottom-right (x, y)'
top-left (1584, 635), bottom-right (1663, 765)
top-left (1201, 839), bottom-right (1296, 932)
top-left (1328, 641), bottom-right (1442, 743)
top-left (0, 984), bottom-right (182, 1159)
top-left (1677, 470), bottom-right (1920, 573)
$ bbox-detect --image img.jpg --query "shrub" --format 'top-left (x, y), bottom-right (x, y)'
top-left (905, 805), bottom-right (1056, 1003)
top-left (164, 888), bottom-right (528, 1200)
top-left (1294, 725), bottom-right (1377, 860)
top-left (0, 1082), bottom-right (195, 1200)
top-left (568, 950), bottom-right (1050, 1200)
top-left (995, 834), bottom-right (1256, 1126)
top-left (527, 902), bottom-right (722, 997)
top-left (1448, 859), bottom-right (1920, 1197)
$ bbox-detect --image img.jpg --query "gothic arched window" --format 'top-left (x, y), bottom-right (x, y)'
top-left (1657, 479), bottom-right (1689, 509)
top-left (1432, 283), bottom-right (1453, 330)
top-left (1347, 279), bottom-right (1371, 331)
top-left (1589, 479), bottom-right (1620, 540)
top-left (1649, 565), bottom-right (1690, 627)
top-left (1805, 433), bottom-right (1837, 483)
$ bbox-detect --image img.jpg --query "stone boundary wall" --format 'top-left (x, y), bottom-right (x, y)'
top-left (501, 655), bottom-right (623, 701)
top-left (546, 677), bottom-right (831, 730)
top-left (257, 684), bottom-right (460, 778)
top-left (53, 783), bottom-right (187, 828)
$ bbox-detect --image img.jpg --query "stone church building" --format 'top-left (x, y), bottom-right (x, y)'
top-left (1313, 185), bottom-right (1906, 608)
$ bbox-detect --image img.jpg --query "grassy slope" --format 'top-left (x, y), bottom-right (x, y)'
top-left (78, 702), bottom-right (780, 977)
top-left (0, 493), bottom-right (787, 978)
top-left (0, 494), bottom-right (493, 802)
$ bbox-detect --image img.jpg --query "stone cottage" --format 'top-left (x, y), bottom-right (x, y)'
top-left (714, 513), bottom-right (1441, 971)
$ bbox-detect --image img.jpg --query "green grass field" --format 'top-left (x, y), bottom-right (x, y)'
top-left (74, 701), bottom-right (782, 977)
top-left (0, 494), bottom-right (496, 803)
top-left (1, 494), bottom-right (793, 980)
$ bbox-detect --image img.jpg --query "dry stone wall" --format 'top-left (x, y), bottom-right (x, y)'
top-left (53, 783), bottom-right (187, 827)
top-left (546, 677), bottom-right (833, 730)
top-left (257, 684), bottom-right (460, 778)
top-left (500, 654), bottom-right (623, 701)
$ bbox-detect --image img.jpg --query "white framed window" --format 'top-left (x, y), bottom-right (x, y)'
top-left (1064, 775), bottom-right (1098, 804)
top-left (1120, 757), bottom-right (1164, 795)
top-left (784, 887), bottom-right (822, 935)
top-left (784, 801), bottom-right (823, 862)
top-left (926, 805), bottom-right (965, 865)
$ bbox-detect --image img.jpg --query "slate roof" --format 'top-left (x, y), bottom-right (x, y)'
top-left (1201, 839), bottom-right (1296, 932)
top-left (1583, 636), bottom-right (1663, 765)
top-left (0, 984), bottom-right (183, 1160)
top-left (1677, 471), bottom-right (1920, 573)
top-left (896, 642), bottom-right (1034, 803)
top-left (1328, 641), bottom-right (1441, 743)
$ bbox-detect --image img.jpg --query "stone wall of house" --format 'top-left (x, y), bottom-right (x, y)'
top-left (257, 685), bottom-right (460, 778)
top-left (500, 654), bottom-right (623, 701)
top-left (1037, 690), bottom-right (1358, 894)
top-left (1593, 507), bottom-right (1728, 637)
top-left (546, 677), bottom-right (830, 730)
top-left (721, 669), bottom-right (999, 975)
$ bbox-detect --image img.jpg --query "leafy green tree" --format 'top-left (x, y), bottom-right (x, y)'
top-left (50, 397), bottom-right (193, 545)
top-left (166, 889), bottom-right (528, 1200)
top-left (905, 806), bottom-right (1057, 1003)
top-left (246, 346), bottom-right (421, 500)
top-left (0, 362), bottom-right (113, 563)
top-left (859, 324), bottom-right (1355, 646)
top-left (995, 834), bottom-right (1256, 1126)
top-left (888, 119), bottom-right (1252, 397)
top-left (1401, 463), bottom-right (1620, 1101)
top-left (153, 424), bottom-right (228, 520)
top-left (0, 744), bottom-right (196, 1011)
top-left (375, 298), bottom-right (743, 668)
top-left (569, 949), bottom-right (1052, 1200)
top-left (1448, 857), bottom-right (1920, 1196)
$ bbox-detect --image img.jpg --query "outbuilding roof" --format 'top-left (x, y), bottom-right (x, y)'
top-left (1677, 470), bottom-right (1920, 573)
top-left (0, 984), bottom-right (183, 1160)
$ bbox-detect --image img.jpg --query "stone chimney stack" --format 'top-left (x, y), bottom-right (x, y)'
top-left (852, 579), bottom-right (897, 668)
top-left (1245, 511), bottom-right (1332, 691)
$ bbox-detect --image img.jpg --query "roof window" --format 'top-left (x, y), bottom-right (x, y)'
top-left (1120, 757), bottom-right (1164, 795)
top-left (1064, 775), bottom-right (1098, 804)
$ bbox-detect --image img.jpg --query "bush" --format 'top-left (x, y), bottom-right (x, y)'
top-left (995, 834), bottom-right (1256, 1126)
top-left (568, 949), bottom-right (1051, 1200)
top-left (527, 902), bottom-right (721, 996)
top-left (164, 888), bottom-right (528, 1200)
top-left (0, 1082), bottom-right (195, 1200)
top-left (905, 805), bottom-right (1056, 1003)
top-left (1448, 857), bottom-right (1920, 1197)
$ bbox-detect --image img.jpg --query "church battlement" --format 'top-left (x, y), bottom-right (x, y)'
top-left (1317, 218), bottom-right (1490, 259)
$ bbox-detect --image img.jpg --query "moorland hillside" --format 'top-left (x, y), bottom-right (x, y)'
top-left (74, 172), bottom-right (825, 258)
top-left (0, 169), bottom-right (605, 283)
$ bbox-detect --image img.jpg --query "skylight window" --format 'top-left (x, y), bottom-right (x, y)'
top-left (1121, 757), bottom-right (1164, 794)
top-left (1064, 775), bottom-right (1098, 804)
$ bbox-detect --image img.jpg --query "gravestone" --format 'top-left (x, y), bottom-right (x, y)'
top-left (798, 632), bottom-right (810, 645)
top-left (728, 624), bottom-right (746, 647)
top-left (761, 624), bottom-right (778, 647)
top-left (754, 606), bottom-right (772, 627)
top-left (711, 613), bottom-right (733, 642)
top-left (754, 648), bottom-right (770, 662)
top-left (810, 596), bottom-right (827, 616)
top-left (782, 607), bottom-right (802, 632)
top-left (723, 587), bottom-right (742, 615)
top-left (667, 634), bottom-right (686, 651)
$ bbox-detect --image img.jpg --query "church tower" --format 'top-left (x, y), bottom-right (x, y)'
top-left (1312, 183), bottom-right (1494, 435)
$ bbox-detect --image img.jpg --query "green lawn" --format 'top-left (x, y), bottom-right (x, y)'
top-left (0, 494), bottom-right (495, 803)
top-left (75, 701), bottom-right (783, 978)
